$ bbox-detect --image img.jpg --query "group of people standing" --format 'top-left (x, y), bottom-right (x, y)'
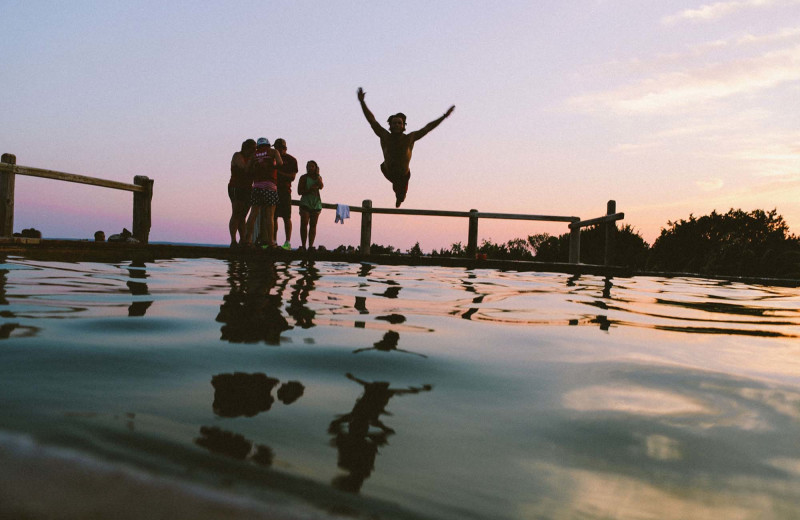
top-left (228, 137), bottom-right (323, 251)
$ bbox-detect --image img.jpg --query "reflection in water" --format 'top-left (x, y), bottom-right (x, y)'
top-left (277, 381), bottom-right (305, 404)
top-left (376, 314), bottom-right (406, 324)
top-left (354, 296), bottom-right (368, 314)
top-left (358, 263), bottom-right (375, 278)
top-left (328, 373), bottom-right (432, 493)
top-left (3, 259), bottom-right (800, 519)
top-left (0, 261), bottom-right (39, 338)
top-left (461, 294), bottom-right (485, 320)
top-left (592, 314), bottom-right (611, 331)
top-left (353, 331), bottom-right (428, 358)
top-left (372, 279), bottom-right (401, 299)
top-left (286, 260), bottom-right (320, 329)
top-left (126, 261), bottom-right (153, 317)
top-left (216, 259), bottom-right (291, 344)
top-left (195, 426), bottom-right (274, 466)
top-left (603, 276), bottom-right (613, 299)
top-left (545, 364), bottom-right (800, 520)
top-left (460, 273), bottom-right (486, 321)
top-left (0, 258), bottom-right (8, 305)
top-left (201, 373), bottom-right (306, 468)
top-left (211, 372), bottom-right (306, 418)
top-left (211, 372), bottom-right (280, 418)
top-left (376, 286), bottom-right (401, 299)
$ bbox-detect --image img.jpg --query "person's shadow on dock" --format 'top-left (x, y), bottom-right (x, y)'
top-left (328, 373), bottom-right (432, 493)
top-left (216, 259), bottom-right (291, 345)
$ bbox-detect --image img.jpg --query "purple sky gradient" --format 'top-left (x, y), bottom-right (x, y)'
top-left (3, 1), bottom-right (799, 250)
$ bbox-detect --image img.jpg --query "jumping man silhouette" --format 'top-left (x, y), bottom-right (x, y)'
top-left (357, 87), bottom-right (455, 207)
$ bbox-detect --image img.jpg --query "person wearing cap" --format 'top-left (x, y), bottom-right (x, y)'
top-left (356, 87), bottom-right (455, 207)
top-left (272, 138), bottom-right (298, 250)
top-left (244, 137), bottom-right (283, 249)
top-left (228, 139), bottom-right (256, 247)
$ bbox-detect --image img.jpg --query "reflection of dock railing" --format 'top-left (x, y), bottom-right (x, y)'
top-left (0, 154), bottom-right (154, 243)
top-left (302, 199), bottom-right (624, 265)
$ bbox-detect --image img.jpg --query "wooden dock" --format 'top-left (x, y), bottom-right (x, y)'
top-left (0, 238), bottom-right (634, 277)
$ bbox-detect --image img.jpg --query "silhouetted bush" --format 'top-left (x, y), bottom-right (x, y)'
top-left (533, 224), bottom-right (649, 268)
top-left (648, 209), bottom-right (800, 277)
top-left (370, 243), bottom-right (401, 255)
top-left (335, 209), bottom-right (800, 278)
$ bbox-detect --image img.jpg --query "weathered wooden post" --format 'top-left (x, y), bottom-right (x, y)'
top-left (132, 176), bottom-right (153, 243)
top-left (0, 154), bottom-right (16, 238)
top-left (568, 222), bottom-right (581, 264)
top-left (467, 209), bottom-right (479, 256)
top-left (604, 200), bottom-right (616, 266)
top-left (360, 199), bottom-right (372, 255)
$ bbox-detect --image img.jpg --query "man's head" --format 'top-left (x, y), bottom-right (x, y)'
top-left (274, 138), bottom-right (287, 155)
top-left (387, 113), bottom-right (406, 134)
top-left (256, 137), bottom-right (271, 148)
top-left (241, 139), bottom-right (256, 156)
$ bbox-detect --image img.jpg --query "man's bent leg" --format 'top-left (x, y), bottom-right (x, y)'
top-left (392, 171), bottom-right (410, 208)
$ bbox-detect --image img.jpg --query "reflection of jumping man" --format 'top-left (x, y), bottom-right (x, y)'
top-left (357, 87), bottom-right (455, 207)
top-left (328, 373), bottom-right (432, 493)
top-left (353, 331), bottom-right (428, 358)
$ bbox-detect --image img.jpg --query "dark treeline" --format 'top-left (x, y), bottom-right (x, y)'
top-left (358, 209), bottom-right (800, 279)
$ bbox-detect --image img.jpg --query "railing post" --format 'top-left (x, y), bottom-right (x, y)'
top-left (467, 209), bottom-right (479, 256)
top-left (132, 176), bottom-right (153, 243)
top-left (0, 154), bottom-right (16, 238)
top-left (568, 223), bottom-right (581, 264)
top-left (604, 200), bottom-right (616, 266)
top-left (360, 199), bottom-right (372, 254)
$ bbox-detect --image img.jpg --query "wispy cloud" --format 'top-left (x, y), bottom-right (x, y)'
top-left (662, 0), bottom-right (800, 25)
top-left (696, 177), bottom-right (725, 190)
top-left (737, 26), bottom-right (800, 45)
top-left (569, 45), bottom-right (800, 114)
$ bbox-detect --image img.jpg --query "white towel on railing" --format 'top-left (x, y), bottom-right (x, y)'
top-left (335, 204), bottom-right (350, 224)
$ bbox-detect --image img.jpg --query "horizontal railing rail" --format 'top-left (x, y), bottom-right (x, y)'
top-left (305, 202), bottom-right (578, 222)
top-left (0, 154), bottom-right (153, 243)
top-left (0, 163), bottom-right (145, 193)
top-left (294, 198), bottom-right (623, 265)
top-left (570, 212), bottom-right (624, 229)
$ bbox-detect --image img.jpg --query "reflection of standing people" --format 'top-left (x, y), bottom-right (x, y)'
top-left (297, 160), bottom-right (324, 251)
top-left (245, 138), bottom-right (283, 249)
top-left (328, 373), bottom-right (432, 493)
top-left (216, 259), bottom-right (291, 345)
top-left (229, 139), bottom-right (256, 247)
top-left (286, 259), bottom-right (320, 328)
top-left (357, 87), bottom-right (455, 207)
top-left (272, 138), bottom-right (298, 250)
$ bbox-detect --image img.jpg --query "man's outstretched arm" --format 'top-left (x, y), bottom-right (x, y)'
top-left (411, 105), bottom-right (455, 141)
top-left (357, 87), bottom-right (387, 137)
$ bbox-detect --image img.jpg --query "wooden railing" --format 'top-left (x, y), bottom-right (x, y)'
top-left (0, 154), bottom-right (153, 243)
top-left (0, 154), bottom-right (622, 263)
top-left (302, 199), bottom-right (624, 265)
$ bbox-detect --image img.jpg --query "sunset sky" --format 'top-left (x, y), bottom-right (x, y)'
top-left (2, 1), bottom-right (799, 251)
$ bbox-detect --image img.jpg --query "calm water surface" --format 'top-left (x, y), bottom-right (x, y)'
top-left (1, 256), bottom-right (799, 519)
